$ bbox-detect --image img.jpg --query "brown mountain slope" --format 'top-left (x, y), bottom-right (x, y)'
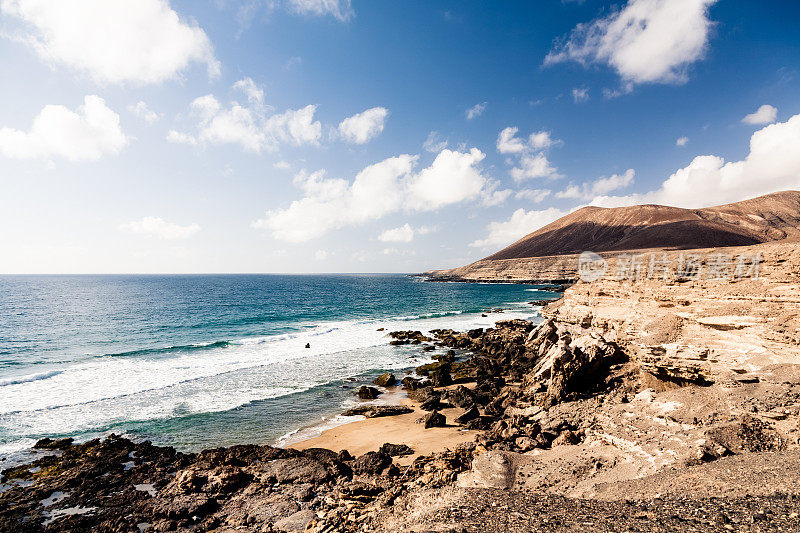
top-left (486, 191), bottom-right (800, 260)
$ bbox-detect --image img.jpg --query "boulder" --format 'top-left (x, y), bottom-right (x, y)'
top-left (379, 443), bottom-right (414, 457)
top-left (446, 385), bottom-right (475, 408)
top-left (356, 385), bottom-right (381, 400)
top-left (33, 437), bottom-right (74, 450)
top-left (430, 366), bottom-right (452, 387)
top-left (342, 405), bottom-right (413, 418)
top-left (373, 373), bottom-right (397, 387)
top-left (418, 410), bottom-right (446, 429)
top-left (454, 406), bottom-right (480, 425)
top-left (401, 376), bottom-right (422, 390)
top-left (352, 451), bottom-right (392, 475)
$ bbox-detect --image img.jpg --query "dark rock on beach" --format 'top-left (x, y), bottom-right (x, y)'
top-left (356, 385), bottom-right (381, 400)
top-left (342, 405), bottom-right (413, 418)
top-left (418, 410), bottom-right (446, 428)
top-left (373, 372), bottom-right (397, 387)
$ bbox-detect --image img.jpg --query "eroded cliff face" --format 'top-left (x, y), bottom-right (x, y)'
top-left (375, 241), bottom-right (800, 531)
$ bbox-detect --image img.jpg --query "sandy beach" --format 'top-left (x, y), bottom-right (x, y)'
top-left (290, 391), bottom-right (478, 466)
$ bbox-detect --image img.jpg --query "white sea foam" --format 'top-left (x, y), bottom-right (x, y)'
top-left (0, 370), bottom-right (63, 387)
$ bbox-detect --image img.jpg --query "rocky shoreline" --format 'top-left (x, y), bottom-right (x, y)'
top-left (4, 243), bottom-right (800, 532)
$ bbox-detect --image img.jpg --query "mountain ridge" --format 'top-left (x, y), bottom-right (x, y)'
top-left (427, 191), bottom-right (800, 282)
top-left (486, 190), bottom-right (800, 260)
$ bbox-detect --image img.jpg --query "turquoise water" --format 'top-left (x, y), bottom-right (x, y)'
top-left (0, 274), bottom-right (554, 458)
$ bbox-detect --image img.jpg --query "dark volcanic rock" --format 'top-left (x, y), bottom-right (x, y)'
top-left (401, 376), bottom-right (422, 390)
top-left (379, 443), bottom-right (414, 457)
top-left (352, 451), bottom-right (393, 475)
top-left (356, 385), bottom-right (381, 400)
top-left (373, 372), bottom-right (397, 387)
top-left (455, 406), bottom-right (480, 425)
top-left (430, 366), bottom-right (452, 387)
top-left (342, 405), bottom-right (413, 418)
top-left (446, 385), bottom-right (476, 408)
top-left (33, 437), bottom-right (74, 450)
top-left (418, 410), bottom-right (446, 429)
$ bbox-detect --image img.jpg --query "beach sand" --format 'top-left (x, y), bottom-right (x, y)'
top-left (290, 394), bottom-right (477, 466)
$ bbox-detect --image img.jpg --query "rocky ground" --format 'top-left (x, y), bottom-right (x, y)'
top-left (3, 241), bottom-right (800, 531)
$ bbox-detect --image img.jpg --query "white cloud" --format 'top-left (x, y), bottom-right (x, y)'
top-left (233, 77), bottom-right (265, 106)
top-left (481, 186), bottom-right (513, 207)
top-left (471, 208), bottom-right (567, 248)
top-left (556, 169), bottom-right (635, 200)
top-left (1, 0), bottom-right (220, 84)
top-left (274, 160), bottom-right (291, 171)
top-left (466, 102), bottom-right (487, 120)
top-left (572, 87), bottom-right (589, 103)
top-left (591, 113), bottom-right (800, 209)
top-left (120, 216), bottom-right (200, 239)
top-left (166, 130), bottom-right (197, 146)
top-left (337, 107), bottom-right (388, 144)
top-left (423, 131), bottom-right (448, 153)
top-left (498, 126), bottom-right (562, 182)
top-left (378, 223), bottom-right (414, 243)
top-left (253, 148), bottom-right (489, 242)
top-left (676, 136), bottom-right (689, 146)
top-left (497, 127), bottom-right (526, 154)
top-left (510, 153), bottom-right (559, 181)
top-left (287, 0), bottom-right (353, 21)
top-left (497, 127), bottom-right (558, 154)
top-left (0, 95), bottom-right (127, 161)
top-left (128, 101), bottom-right (160, 123)
top-left (515, 189), bottom-right (552, 203)
top-left (545, 0), bottom-right (717, 85)
top-left (314, 249), bottom-right (328, 261)
top-left (266, 105), bottom-right (322, 146)
top-left (168, 80), bottom-right (322, 152)
top-left (742, 104), bottom-right (777, 125)
top-left (407, 148), bottom-right (487, 210)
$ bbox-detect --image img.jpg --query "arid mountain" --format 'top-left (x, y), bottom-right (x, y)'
top-left (487, 191), bottom-right (800, 260)
top-left (427, 191), bottom-right (800, 282)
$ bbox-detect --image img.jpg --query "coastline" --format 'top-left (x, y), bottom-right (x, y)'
top-left (4, 242), bottom-right (800, 531)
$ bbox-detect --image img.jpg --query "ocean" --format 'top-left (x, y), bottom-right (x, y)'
top-left (0, 274), bottom-right (554, 463)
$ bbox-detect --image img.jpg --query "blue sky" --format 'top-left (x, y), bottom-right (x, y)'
top-left (0, 0), bottom-right (798, 273)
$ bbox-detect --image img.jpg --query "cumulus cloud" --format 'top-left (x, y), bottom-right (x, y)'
top-left (498, 126), bottom-right (561, 182)
top-left (287, 0), bottom-right (353, 21)
top-left (545, 0), bottom-right (717, 85)
top-left (167, 79), bottom-right (322, 152)
top-left (742, 104), bottom-right (778, 125)
top-left (466, 102), bottom-right (487, 120)
top-left (423, 131), bottom-right (448, 153)
top-left (591, 113), bottom-right (800, 209)
top-left (378, 223), bottom-right (415, 243)
top-left (1, 0), bottom-right (219, 85)
top-left (556, 169), bottom-right (635, 200)
top-left (253, 148), bottom-right (489, 242)
top-left (120, 216), bottom-right (200, 239)
top-left (515, 189), bottom-right (552, 203)
top-left (0, 95), bottom-right (127, 161)
top-left (471, 208), bottom-right (567, 248)
top-left (338, 107), bottom-right (388, 144)
top-left (510, 153), bottom-right (560, 181)
top-left (497, 127), bottom-right (557, 154)
top-left (676, 136), bottom-right (689, 146)
top-left (128, 101), bottom-right (160, 123)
